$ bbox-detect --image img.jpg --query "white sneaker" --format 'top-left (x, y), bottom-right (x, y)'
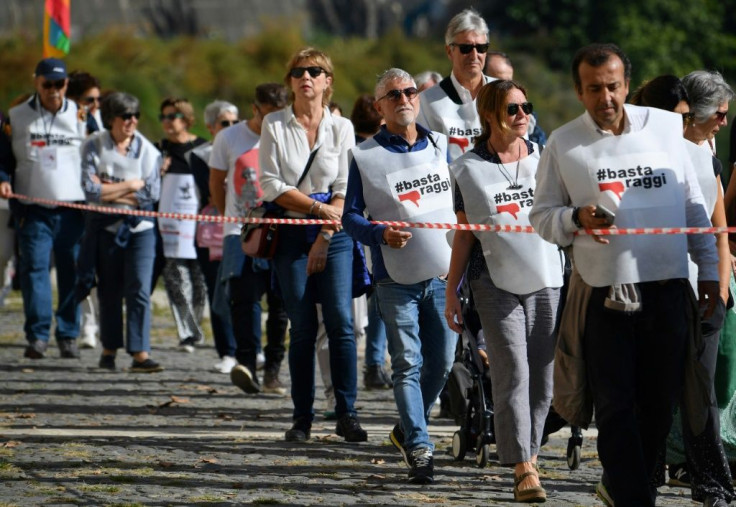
top-left (256, 352), bottom-right (266, 370)
top-left (213, 356), bottom-right (237, 374)
top-left (79, 333), bottom-right (97, 349)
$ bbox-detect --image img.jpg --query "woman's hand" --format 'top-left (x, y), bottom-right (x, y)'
top-left (306, 235), bottom-right (330, 275)
top-left (444, 290), bottom-right (464, 333)
top-left (128, 179), bottom-right (145, 192)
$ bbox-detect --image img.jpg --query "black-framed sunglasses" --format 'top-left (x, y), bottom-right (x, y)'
top-left (159, 112), bottom-right (184, 121)
top-left (682, 112), bottom-right (695, 127)
top-left (378, 87), bottom-right (419, 102)
top-left (450, 42), bottom-right (490, 54)
top-left (119, 112), bottom-right (141, 121)
top-left (507, 102), bottom-right (533, 116)
top-left (82, 96), bottom-right (100, 104)
top-left (219, 119), bottom-right (239, 127)
top-left (714, 110), bottom-right (728, 121)
top-left (289, 66), bottom-right (326, 79)
top-left (41, 79), bottom-right (66, 90)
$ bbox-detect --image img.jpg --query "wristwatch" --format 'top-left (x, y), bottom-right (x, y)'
top-left (319, 230), bottom-right (332, 243)
top-left (571, 207), bottom-right (583, 229)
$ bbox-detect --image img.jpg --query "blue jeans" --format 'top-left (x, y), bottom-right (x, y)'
top-left (196, 245), bottom-right (236, 358)
top-left (97, 228), bottom-right (155, 354)
top-left (376, 277), bottom-right (456, 451)
top-left (15, 205), bottom-right (84, 343)
top-left (364, 291), bottom-right (388, 367)
top-left (272, 226), bottom-right (357, 421)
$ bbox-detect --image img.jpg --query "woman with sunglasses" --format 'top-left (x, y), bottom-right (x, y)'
top-left (631, 75), bottom-right (736, 507)
top-left (445, 80), bottom-right (563, 503)
top-left (79, 92), bottom-right (163, 372)
top-left (682, 70), bottom-right (733, 157)
top-left (66, 71), bottom-right (103, 135)
top-left (155, 97), bottom-right (209, 353)
top-left (259, 47), bottom-right (366, 443)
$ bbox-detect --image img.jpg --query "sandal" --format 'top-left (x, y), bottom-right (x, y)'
top-left (514, 471), bottom-right (547, 503)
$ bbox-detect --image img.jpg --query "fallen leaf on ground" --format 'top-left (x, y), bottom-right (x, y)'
top-left (370, 458), bottom-right (385, 464)
top-left (200, 457), bottom-right (218, 464)
top-left (2, 440), bottom-right (21, 448)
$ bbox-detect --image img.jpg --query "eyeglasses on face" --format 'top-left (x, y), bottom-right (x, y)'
top-left (219, 120), bottom-right (239, 127)
top-left (681, 112), bottom-right (695, 127)
top-left (119, 112), bottom-right (140, 121)
top-left (82, 96), bottom-right (100, 104)
top-left (159, 112), bottom-right (184, 121)
top-left (289, 66), bottom-right (326, 79)
top-left (450, 42), bottom-right (490, 54)
top-left (714, 110), bottom-right (728, 121)
top-left (41, 79), bottom-right (66, 90)
top-left (378, 87), bottom-right (419, 102)
top-left (507, 102), bottom-right (533, 116)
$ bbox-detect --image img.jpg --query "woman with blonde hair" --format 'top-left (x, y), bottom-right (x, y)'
top-left (259, 48), bottom-right (366, 443)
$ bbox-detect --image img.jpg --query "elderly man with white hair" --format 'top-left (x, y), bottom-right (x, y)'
top-left (343, 68), bottom-right (456, 484)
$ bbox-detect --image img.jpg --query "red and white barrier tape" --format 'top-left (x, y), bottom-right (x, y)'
top-left (9, 193), bottom-right (735, 236)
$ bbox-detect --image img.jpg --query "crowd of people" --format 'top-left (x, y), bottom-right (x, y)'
top-left (1, 7), bottom-right (735, 505)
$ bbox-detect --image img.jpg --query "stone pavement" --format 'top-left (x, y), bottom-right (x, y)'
top-left (0, 289), bottom-right (699, 506)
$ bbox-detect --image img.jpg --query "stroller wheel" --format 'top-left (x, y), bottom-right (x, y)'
top-left (452, 430), bottom-right (467, 461)
top-left (567, 444), bottom-right (581, 470)
top-left (476, 444), bottom-right (490, 468)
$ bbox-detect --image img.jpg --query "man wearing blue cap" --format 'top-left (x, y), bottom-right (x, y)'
top-left (0, 58), bottom-right (86, 359)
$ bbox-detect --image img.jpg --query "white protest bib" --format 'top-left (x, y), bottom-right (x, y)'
top-left (29, 145), bottom-right (85, 201)
top-left (158, 173), bottom-right (199, 259)
top-left (451, 150), bottom-right (563, 294)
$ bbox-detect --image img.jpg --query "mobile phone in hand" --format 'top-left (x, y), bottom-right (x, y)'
top-left (594, 204), bottom-right (615, 225)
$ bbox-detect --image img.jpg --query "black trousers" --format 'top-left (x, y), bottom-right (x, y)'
top-left (584, 279), bottom-right (689, 507)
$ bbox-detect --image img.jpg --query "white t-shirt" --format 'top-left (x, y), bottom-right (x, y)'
top-left (209, 122), bottom-right (261, 237)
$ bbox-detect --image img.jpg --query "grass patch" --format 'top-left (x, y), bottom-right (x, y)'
top-left (78, 484), bottom-right (122, 493)
top-left (188, 495), bottom-right (226, 502)
top-left (251, 499), bottom-right (281, 505)
top-left (0, 461), bottom-right (23, 477)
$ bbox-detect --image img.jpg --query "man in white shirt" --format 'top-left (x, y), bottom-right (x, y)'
top-left (0, 58), bottom-right (86, 360)
top-left (417, 8), bottom-right (494, 161)
top-left (529, 43), bottom-right (719, 507)
top-left (209, 83), bottom-right (289, 395)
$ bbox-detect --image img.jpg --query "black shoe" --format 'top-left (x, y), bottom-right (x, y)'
top-left (408, 447), bottom-right (434, 484)
top-left (98, 354), bottom-right (116, 371)
top-left (335, 414), bottom-right (368, 442)
top-left (364, 364), bottom-right (392, 390)
top-left (285, 417), bottom-right (311, 442)
top-left (230, 365), bottom-right (261, 394)
top-left (58, 338), bottom-right (80, 359)
top-left (130, 358), bottom-right (164, 373)
top-left (389, 423), bottom-right (410, 467)
top-left (178, 337), bottom-right (198, 353)
top-left (668, 462), bottom-right (691, 487)
top-left (24, 339), bottom-right (48, 359)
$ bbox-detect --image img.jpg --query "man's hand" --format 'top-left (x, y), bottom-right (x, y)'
top-left (0, 181), bottom-right (11, 199)
top-left (698, 280), bottom-right (720, 319)
top-left (577, 205), bottom-right (614, 244)
top-left (382, 226), bottom-right (412, 249)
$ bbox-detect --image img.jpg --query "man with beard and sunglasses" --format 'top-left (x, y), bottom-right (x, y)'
top-left (0, 58), bottom-right (86, 360)
top-left (418, 8), bottom-right (495, 162)
top-left (343, 68), bottom-right (456, 484)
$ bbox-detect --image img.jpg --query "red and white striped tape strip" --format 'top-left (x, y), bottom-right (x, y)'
top-left (9, 193), bottom-right (735, 236)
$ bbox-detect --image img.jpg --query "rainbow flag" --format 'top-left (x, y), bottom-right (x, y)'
top-left (43, 0), bottom-right (71, 58)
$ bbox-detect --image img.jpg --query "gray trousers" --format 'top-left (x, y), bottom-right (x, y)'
top-left (470, 267), bottom-right (560, 464)
top-left (163, 258), bottom-right (206, 342)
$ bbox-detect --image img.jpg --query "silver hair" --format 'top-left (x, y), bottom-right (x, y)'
top-left (375, 68), bottom-right (415, 98)
top-left (414, 71), bottom-right (442, 89)
top-left (682, 70), bottom-right (734, 124)
top-left (444, 8), bottom-right (489, 45)
top-left (203, 100), bottom-right (239, 127)
top-left (100, 92), bottom-right (139, 130)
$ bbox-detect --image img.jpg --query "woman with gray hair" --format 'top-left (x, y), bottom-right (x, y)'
top-left (683, 70), bottom-right (734, 155)
top-left (79, 92), bottom-right (163, 372)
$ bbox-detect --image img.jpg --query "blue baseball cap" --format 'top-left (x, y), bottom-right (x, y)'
top-left (34, 58), bottom-right (67, 80)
